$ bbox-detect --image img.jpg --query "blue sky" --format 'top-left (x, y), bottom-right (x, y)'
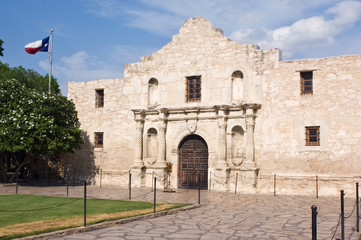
top-left (1, 0), bottom-right (361, 95)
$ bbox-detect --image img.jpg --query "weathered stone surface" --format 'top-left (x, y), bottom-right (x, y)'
top-left (67, 17), bottom-right (361, 195)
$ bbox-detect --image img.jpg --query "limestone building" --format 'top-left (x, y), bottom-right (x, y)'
top-left (67, 17), bottom-right (361, 196)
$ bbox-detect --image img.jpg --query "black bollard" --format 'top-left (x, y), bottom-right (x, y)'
top-left (311, 205), bottom-right (317, 240)
top-left (66, 181), bottom-right (69, 197)
top-left (341, 190), bottom-right (345, 240)
top-left (100, 169), bottom-right (102, 188)
top-left (235, 173), bottom-right (238, 194)
top-left (198, 174), bottom-right (200, 205)
top-left (84, 180), bottom-right (87, 227)
top-left (274, 174), bottom-right (276, 196)
top-left (316, 175), bottom-right (318, 198)
top-left (357, 183), bottom-right (359, 232)
top-left (16, 180), bottom-right (18, 194)
top-left (129, 172), bottom-right (132, 200)
top-left (154, 177), bottom-right (157, 213)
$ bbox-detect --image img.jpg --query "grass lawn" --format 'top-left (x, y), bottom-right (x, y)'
top-left (0, 194), bottom-right (188, 239)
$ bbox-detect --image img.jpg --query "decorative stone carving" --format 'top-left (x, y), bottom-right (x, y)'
top-left (186, 119), bottom-right (197, 134)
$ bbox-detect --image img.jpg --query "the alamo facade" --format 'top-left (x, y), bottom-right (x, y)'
top-left (67, 17), bottom-right (361, 196)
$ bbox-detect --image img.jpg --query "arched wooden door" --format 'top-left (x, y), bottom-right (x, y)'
top-left (178, 135), bottom-right (208, 189)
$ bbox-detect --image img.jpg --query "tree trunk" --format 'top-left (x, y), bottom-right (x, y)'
top-left (0, 153), bottom-right (7, 182)
top-left (9, 153), bottom-right (30, 182)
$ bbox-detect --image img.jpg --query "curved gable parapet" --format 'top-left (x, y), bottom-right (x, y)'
top-left (178, 17), bottom-right (223, 37)
top-left (124, 17), bottom-right (281, 78)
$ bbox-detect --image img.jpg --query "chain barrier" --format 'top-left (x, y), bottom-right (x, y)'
top-left (131, 190), bottom-right (153, 200)
top-left (101, 170), bottom-right (130, 175)
top-left (0, 198), bottom-right (81, 212)
top-left (210, 171), bottom-right (238, 179)
top-left (330, 214), bottom-right (341, 240)
top-left (152, 172), bottom-right (167, 182)
top-left (345, 200), bottom-right (357, 219)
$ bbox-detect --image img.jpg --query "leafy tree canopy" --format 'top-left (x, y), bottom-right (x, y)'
top-left (0, 78), bottom-right (82, 155)
top-left (0, 61), bottom-right (60, 94)
top-left (0, 39), bottom-right (3, 57)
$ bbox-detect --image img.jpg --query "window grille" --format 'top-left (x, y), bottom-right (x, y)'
top-left (300, 71), bottom-right (313, 95)
top-left (305, 126), bottom-right (320, 146)
top-left (95, 132), bottom-right (104, 148)
top-left (95, 89), bottom-right (104, 108)
top-left (186, 76), bottom-right (201, 102)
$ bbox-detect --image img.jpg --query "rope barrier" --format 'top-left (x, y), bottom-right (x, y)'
top-left (0, 198), bottom-right (81, 212)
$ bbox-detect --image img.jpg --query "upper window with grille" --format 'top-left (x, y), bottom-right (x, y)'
top-left (95, 132), bottom-right (104, 148)
top-left (305, 126), bottom-right (320, 146)
top-left (95, 89), bottom-right (104, 108)
top-left (186, 76), bottom-right (201, 102)
top-left (300, 71), bottom-right (313, 95)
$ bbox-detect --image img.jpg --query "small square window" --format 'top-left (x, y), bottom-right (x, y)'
top-left (305, 126), bottom-right (320, 146)
top-left (95, 132), bottom-right (103, 148)
top-left (186, 76), bottom-right (201, 102)
top-left (95, 89), bottom-right (104, 108)
top-left (300, 71), bottom-right (313, 95)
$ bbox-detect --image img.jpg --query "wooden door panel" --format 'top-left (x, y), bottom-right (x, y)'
top-left (179, 135), bottom-right (208, 189)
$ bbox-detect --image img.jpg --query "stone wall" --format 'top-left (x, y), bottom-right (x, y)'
top-left (67, 17), bottom-right (361, 195)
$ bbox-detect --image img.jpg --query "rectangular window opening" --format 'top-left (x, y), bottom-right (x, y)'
top-left (305, 126), bottom-right (320, 146)
top-left (95, 89), bottom-right (104, 108)
top-left (186, 76), bottom-right (201, 102)
top-left (300, 71), bottom-right (313, 95)
top-left (95, 132), bottom-right (104, 148)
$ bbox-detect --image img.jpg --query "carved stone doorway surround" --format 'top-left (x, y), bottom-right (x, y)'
top-left (131, 104), bottom-right (260, 192)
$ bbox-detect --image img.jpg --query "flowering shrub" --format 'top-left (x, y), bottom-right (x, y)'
top-left (0, 78), bottom-right (82, 155)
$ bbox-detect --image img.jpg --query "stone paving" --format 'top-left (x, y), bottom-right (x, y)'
top-left (1, 184), bottom-right (360, 240)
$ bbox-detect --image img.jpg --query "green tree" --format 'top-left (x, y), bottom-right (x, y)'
top-left (0, 79), bottom-right (82, 181)
top-left (0, 39), bottom-right (3, 57)
top-left (0, 61), bottom-right (59, 94)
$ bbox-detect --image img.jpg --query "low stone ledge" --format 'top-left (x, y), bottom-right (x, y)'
top-left (18, 204), bottom-right (202, 240)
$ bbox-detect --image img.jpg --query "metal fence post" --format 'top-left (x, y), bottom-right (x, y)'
top-left (316, 175), bottom-right (318, 198)
top-left (209, 171), bottom-right (212, 191)
top-left (152, 172), bottom-right (154, 192)
top-left (154, 177), bottom-right (157, 213)
top-left (198, 174), bottom-right (200, 205)
top-left (312, 205), bottom-right (317, 240)
top-left (129, 172), bottom-right (132, 200)
top-left (100, 169), bottom-right (102, 188)
top-left (16, 179), bottom-right (18, 194)
top-left (356, 182), bottom-right (359, 232)
top-left (274, 174), bottom-right (276, 196)
top-left (235, 173), bottom-right (238, 194)
top-left (84, 180), bottom-right (87, 227)
top-left (66, 180), bottom-right (69, 197)
top-left (341, 190), bottom-right (345, 240)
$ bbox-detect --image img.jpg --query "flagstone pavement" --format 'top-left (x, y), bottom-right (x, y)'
top-left (1, 184), bottom-right (360, 240)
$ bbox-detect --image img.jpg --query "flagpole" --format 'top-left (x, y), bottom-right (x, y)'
top-left (48, 29), bottom-right (53, 94)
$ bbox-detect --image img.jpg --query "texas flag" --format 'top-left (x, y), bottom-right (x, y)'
top-left (25, 36), bottom-right (49, 54)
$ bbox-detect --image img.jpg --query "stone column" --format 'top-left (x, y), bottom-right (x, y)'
top-left (241, 107), bottom-right (259, 190)
top-left (156, 120), bottom-right (167, 167)
top-left (216, 117), bottom-right (228, 169)
top-left (132, 120), bottom-right (144, 168)
top-left (131, 117), bottom-right (145, 187)
top-left (245, 108), bottom-right (256, 168)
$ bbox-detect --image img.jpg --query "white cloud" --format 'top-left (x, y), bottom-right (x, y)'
top-left (230, 0), bottom-right (361, 58)
top-left (81, 0), bottom-right (361, 60)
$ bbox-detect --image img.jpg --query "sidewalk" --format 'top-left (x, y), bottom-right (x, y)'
top-left (1, 184), bottom-right (360, 239)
